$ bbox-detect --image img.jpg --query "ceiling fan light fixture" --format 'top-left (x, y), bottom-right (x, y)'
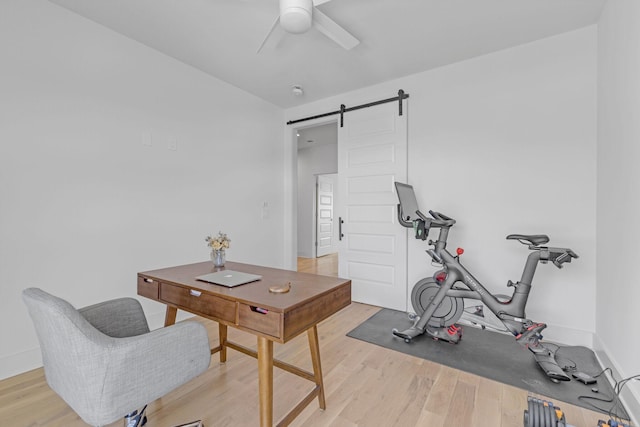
top-left (280, 0), bottom-right (313, 34)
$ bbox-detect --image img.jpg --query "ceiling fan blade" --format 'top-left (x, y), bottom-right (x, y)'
top-left (312, 0), bottom-right (333, 6)
top-left (311, 7), bottom-right (359, 50)
top-left (257, 15), bottom-right (281, 53)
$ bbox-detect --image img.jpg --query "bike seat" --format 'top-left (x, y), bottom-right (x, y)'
top-left (506, 234), bottom-right (550, 246)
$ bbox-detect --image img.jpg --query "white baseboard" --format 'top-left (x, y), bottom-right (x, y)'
top-left (593, 335), bottom-right (640, 426)
top-left (0, 309), bottom-right (196, 382)
top-left (0, 347), bottom-right (42, 381)
top-left (541, 322), bottom-right (594, 348)
top-left (458, 319), bottom-right (595, 347)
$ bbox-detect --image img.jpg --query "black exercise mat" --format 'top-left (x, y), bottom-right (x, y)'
top-left (347, 308), bottom-right (626, 419)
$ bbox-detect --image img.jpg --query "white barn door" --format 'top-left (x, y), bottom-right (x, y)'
top-left (337, 100), bottom-right (408, 310)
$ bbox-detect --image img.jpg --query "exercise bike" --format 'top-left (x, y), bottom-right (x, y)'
top-left (391, 182), bottom-right (579, 382)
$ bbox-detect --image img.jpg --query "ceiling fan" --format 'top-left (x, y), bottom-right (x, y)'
top-left (257, 0), bottom-right (360, 53)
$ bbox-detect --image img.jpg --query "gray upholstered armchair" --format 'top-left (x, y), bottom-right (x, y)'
top-left (22, 287), bottom-right (211, 426)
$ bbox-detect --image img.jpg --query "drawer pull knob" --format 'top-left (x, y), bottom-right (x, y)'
top-left (143, 278), bottom-right (153, 283)
top-left (250, 306), bottom-right (269, 315)
top-left (189, 289), bottom-right (202, 297)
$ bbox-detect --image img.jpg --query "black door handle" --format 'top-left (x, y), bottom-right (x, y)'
top-left (339, 217), bottom-right (344, 241)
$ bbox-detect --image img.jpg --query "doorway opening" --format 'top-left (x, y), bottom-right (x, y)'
top-left (296, 121), bottom-right (338, 265)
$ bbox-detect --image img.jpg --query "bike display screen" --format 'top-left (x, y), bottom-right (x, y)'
top-left (395, 182), bottom-right (420, 221)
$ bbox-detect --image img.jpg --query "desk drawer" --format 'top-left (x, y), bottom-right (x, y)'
top-left (160, 283), bottom-right (236, 323)
top-left (137, 276), bottom-right (159, 300)
top-left (238, 303), bottom-right (282, 338)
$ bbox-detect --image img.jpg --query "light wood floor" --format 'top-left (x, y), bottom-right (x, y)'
top-left (1, 253), bottom-right (604, 426)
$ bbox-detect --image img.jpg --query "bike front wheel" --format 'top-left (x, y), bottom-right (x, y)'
top-left (411, 278), bottom-right (464, 328)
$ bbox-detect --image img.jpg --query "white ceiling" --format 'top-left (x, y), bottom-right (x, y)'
top-left (48, 0), bottom-right (606, 108)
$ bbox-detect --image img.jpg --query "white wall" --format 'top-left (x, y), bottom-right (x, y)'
top-left (285, 27), bottom-right (597, 345)
top-left (0, 0), bottom-right (284, 380)
top-left (597, 0), bottom-right (640, 421)
top-left (297, 143), bottom-right (338, 258)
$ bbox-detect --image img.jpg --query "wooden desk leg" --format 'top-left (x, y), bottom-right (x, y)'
top-left (218, 323), bottom-right (227, 363)
top-left (308, 325), bottom-right (326, 409)
top-left (164, 306), bottom-right (178, 326)
top-left (257, 336), bottom-right (274, 427)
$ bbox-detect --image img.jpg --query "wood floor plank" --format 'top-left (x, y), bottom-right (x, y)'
top-left (472, 377), bottom-right (503, 427)
top-left (444, 379), bottom-right (476, 426)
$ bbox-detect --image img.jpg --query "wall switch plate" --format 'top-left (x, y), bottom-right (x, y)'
top-left (168, 137), bottom-right (178, 151)
top-left (141, 132), bottom-right (152, 147)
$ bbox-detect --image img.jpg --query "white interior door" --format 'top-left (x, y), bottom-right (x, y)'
top-left (337, 100), bottom-right (408, 310)
top-left (316, 174), bottom-right (337, 257)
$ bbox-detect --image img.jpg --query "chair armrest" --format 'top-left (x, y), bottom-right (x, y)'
top-left (79, 297), bottom-right (150, 337)
top-left (95, 321), bottom-right (211, 424)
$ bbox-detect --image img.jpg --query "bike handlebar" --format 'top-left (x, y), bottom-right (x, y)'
top-left (397, 204), bottom-right (414, 228)
top-left (428, 210), bottom-right (456, 227)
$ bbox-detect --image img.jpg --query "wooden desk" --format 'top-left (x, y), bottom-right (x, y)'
top-left (137, 261), bottom-right (351, 427)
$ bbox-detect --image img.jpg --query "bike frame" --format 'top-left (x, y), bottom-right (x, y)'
top-left (417, 225), bottom-right (543, 334)
top-left (394, 181), bottom-right (577, 337)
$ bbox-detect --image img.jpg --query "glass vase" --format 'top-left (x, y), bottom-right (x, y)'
top-left (211, 249), bottom-right (226, 268)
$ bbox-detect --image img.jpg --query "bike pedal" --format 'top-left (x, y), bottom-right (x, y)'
top-left (447, 324), bottom-right (463, 338)
top-left (427, 326), bottom-right (462, 344)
